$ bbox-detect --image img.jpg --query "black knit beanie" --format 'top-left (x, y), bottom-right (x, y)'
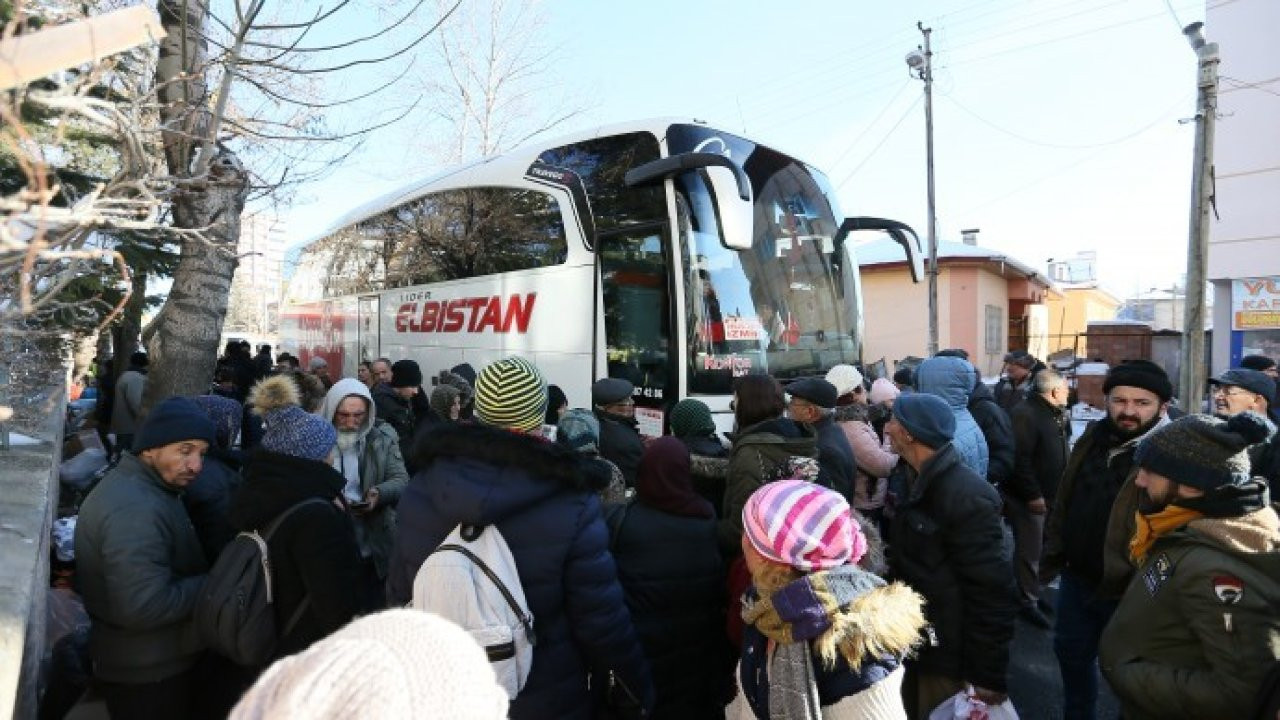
top-left (1134, 412), bottom-right (1275, 491)
top-left (1103, 359), bottom-right (1173, 402)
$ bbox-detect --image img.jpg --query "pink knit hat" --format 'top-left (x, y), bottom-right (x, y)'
top-left (869, 377), bottom-right (900, 405)
top-left (742, 480), bottom-right (866, 571)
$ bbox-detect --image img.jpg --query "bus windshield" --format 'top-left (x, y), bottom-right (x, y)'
top-left (667, 124), bottom-right (859, 394)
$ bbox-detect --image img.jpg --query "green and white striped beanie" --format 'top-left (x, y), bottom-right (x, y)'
top-left (474, 356), bottom-right (548, 433)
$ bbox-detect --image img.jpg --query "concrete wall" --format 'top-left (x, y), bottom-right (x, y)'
top-left (974, 268), bottom-right (1010, 376)
top-left (0, 352), bottom-right (66, 720)
top-left (861, 266), bottom-right (932, 365)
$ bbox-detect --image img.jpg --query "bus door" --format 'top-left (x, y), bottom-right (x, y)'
top-left (597, 223), bottom-right (675, 437)
top-left (358, 295), bottom-right (380, 363)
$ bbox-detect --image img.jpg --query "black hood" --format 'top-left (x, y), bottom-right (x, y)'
top-left (229, 449), bottom-right (346, 530)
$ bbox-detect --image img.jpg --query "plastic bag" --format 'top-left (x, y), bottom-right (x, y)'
top-left (59, 448), bottom-right (108, 490)
top-left (928, 685), bottom-right (1020, 720)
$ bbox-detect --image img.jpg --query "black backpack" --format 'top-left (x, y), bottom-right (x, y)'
top-left (194, 497), bottom-right (328, 666)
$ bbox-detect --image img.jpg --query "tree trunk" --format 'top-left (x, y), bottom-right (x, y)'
top-left (141, 152), bottom-right (248, 410)
top-left (142, 0), bottom-right (249, 413)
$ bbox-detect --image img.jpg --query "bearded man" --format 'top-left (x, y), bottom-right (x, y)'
top-left (1041, 359), bottom-right (1172, 720)
top-left (319, 378), bottom-right (409, 611)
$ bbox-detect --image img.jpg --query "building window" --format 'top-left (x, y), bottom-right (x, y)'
top-left (985, 304), bottom-right (1004, 354)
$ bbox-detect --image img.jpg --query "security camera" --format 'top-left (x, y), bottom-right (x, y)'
top-left (905, 50), bottom-right (925, 69)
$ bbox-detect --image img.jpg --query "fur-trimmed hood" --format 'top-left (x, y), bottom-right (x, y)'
top-left (412, 423), bottom-right (599, 527)
top-left (248, 374), bottom-right (300, 415)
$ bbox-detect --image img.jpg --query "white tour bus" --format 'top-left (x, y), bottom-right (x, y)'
top-left (279, 118), bottom-right (923, 436)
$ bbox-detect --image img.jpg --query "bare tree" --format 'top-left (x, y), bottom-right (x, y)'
top-left (140, 0), bottom-right (456, 410)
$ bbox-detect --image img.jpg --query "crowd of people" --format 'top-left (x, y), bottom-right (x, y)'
top-left (55, 341), bottom-right (1280, 719)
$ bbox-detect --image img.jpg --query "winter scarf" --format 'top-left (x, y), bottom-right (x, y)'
top-left (1130, 506), bottom-right (1204, 564)
top-left (741, 564), bottom-right (924, 720)
top-left (636, 436), bottom-right (714, 519)
top-left (1132, 479), bottom-right (1271, 563)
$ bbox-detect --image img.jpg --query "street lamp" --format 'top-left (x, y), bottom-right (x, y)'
top-left (908, 23), bottom-right (939, 357)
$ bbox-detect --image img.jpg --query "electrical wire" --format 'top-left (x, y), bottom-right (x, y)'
top-left (1222, 75), bottom-right (1280, 99)
top-left (835, 94), bottom-right (923, 189)
top-left (940, 91), bottom-right (1194, 149)
top-left (826, 80), bottom-right (914, 170)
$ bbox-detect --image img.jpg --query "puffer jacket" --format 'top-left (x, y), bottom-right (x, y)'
top-left (606, 501), bottom-right (729, 717)
top-left (681, 434), bottom-right (730, 517)
top-left (319, 379), bottom-right (410, 578)
top-left (887, 443), bottom-right (1017, 692)
top-left (229, 450), bottom-right (362, 660)
top-left (969, 380), bottom-right (1015, 487)
top-left (74, 452), bottom-right (207, 683)
top-left (387, 424), bottom-right (654, 720)
top-left (717, 417), bottom-right (819, 555)
top-left (1100, 507), bottom-right (1280, 719)
top-left (915, 356), bottom-right (989, 478)
top-left (372, 384), bottom-right (417, 464)
top-left (835, 404), bottom-right (897, 512)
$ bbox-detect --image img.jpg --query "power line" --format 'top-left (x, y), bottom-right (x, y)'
top-left (1222, 75), bottom-right (1280, 98)
top-left (1161, 0), bottom-right (1185, 32)
top-left (940, 91), bottom-right (1193, 149)
top-left (826, 80), bottom-right (913, 170)
top-left (835, 94), bottom-right (922, 189)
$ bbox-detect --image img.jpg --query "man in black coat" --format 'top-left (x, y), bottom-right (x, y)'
top-left (373, 359), bottom-right (425, 469)
top-left (785, 377), bottom-right (856, 501)
top-left (1006, 369), bottom-right (1071, 628)
top-left (886, 392), bottom-right (1017, 718)
top-left (593, 377), bottom-right (644, 487)
top-left (993, 350), bottom-right (1046, 413)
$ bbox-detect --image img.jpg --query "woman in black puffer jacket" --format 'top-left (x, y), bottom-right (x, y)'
top-left (230, 376), bottom-right (361, 661)
top-left (606, 437), bottom-right (731, 717)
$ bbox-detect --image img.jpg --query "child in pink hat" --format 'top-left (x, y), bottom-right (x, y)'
top-left (728, 480), bottom-right (925, 720)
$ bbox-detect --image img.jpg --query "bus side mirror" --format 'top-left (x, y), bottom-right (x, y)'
top-left (704, 166), bottom-right (753, 250)
top-left (625, 152), bottom-right (754, 249)
top-left (833, 217), bottom-right (925, 283)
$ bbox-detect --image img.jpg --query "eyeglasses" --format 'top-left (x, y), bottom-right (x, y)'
top-left (1212, 386), bottom-right (1256, 398)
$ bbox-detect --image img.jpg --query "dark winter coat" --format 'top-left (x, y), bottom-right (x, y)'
top-left (717, 417), bottom-right (819, 555)
top-left (372, 384), bottom-right (417, 466)
top-left (228, 450), bottom-right (361, 660)
top-left (1042, 416), bottom-right (1169, 598)
top-left (183, 448), bottom-right (243, 565)
top-left (596, 409), bottom-right (644, 487)
top-left (887, 443), bottom-right (1017, 692)
top-left (993, 361), bottom-right (1046, 413)
top-left (387, 424), bottom-right (654, 720)
top-left (74, 452), bottom-right (207, 683)
top-left (1006, 392), bottom-right (1070, 504)
top-left (605, 502), bottom-right (729, 717)
top-left (970, 381), bottom-right (1016, 487)
top-left (810, 415), bottom-right (857, 502)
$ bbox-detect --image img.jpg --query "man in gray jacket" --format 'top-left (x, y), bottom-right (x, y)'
top-left (319, 378), bottom-right (409, 611)
top-left (109, 351), bottom-right (148, 455)
top-left (75, 396), bottom-right (216, 719)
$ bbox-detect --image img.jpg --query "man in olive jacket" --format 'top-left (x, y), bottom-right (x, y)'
top-left (1100, 412), bottom-right (1280, 719)
top-left (885, 392), bottom-right (1017, 718)
top-left (319, 378), bottom-right (409, 611)
top-left (75, 397), bottom-right (216, 719)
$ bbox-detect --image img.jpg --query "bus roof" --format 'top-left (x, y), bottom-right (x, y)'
top-left (306, 116), bottom-right (806, 246)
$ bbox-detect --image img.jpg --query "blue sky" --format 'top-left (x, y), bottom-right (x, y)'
top-left (277, 0), bottom-right (1211, 298)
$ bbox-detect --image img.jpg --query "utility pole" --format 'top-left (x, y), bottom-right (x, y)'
top-left (909, 22), bottom-right (939, 357)
top-left (1179, 22), bottom-right (1218, 411)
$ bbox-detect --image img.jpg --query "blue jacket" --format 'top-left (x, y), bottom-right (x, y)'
top-left (388, 424), bottom-right (653, 720)
top-left (915, 356), bottom-right (989, 478)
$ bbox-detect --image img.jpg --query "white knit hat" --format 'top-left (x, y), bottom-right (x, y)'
top-left (825, 364), bottom-right (865, 398)
top-left (230, 610), bottom-right (508, 720)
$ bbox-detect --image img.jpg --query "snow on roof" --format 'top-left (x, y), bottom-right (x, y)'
top-left (854, 238), bottom-right (1043, 280)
